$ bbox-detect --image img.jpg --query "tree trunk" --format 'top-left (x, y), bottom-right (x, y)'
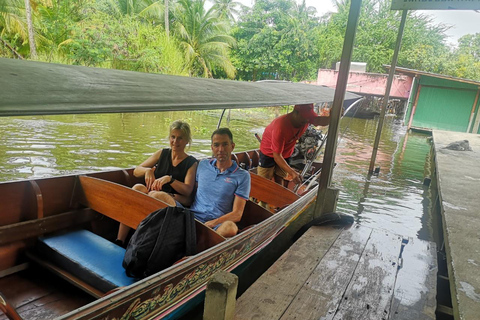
top-left (0, 36), bottom-right (24, 59)
top-left (165, 0), bottom-right (169, 37)
top-left (24, 0), bottom-right (37, 59)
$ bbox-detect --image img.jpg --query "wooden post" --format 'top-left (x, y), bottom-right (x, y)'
top-left (407, 84), bottom-right (422, 130)
top-left (203, 271), bottom-right (238, 320)
top-left (466, 88), bottom-right (479, 133)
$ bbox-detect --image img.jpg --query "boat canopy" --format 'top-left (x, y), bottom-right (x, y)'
top-left (0, 58), bottom-right (361, 117)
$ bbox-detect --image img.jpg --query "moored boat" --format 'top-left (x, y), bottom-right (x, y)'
top-left (0, 58), bottom-right (360, 320)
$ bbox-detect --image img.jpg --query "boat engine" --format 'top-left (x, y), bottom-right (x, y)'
top-left (290, 125), bottom-right (326, 171)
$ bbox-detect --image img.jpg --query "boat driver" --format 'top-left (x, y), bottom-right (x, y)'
top-left (258, 104), bottom-right (330, 186)
top-left (189, 128), bottom-right (251, 237)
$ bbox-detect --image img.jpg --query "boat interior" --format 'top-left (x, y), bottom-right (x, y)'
top-left (0, 150), bottom-right (321, 320)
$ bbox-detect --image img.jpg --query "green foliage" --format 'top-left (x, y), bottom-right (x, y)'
top-left (1, 0), bottom-right (479, 83)
top-left (231, 0), bottom-right (320, 81)
top-left (174, 0), bottom-right (236, 78)
top-left (0, 0), bottom-right (27, 57)
top-left (66, 8), bottom-right (187, 74)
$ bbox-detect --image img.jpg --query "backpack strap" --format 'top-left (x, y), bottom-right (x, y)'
top-left (144, 207), bottom-right (172, 277)
top-left (184, 209), bottom-right (196, 256)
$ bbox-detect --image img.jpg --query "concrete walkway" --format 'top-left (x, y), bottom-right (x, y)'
top-left (432, 130), bottom-right (480, 320)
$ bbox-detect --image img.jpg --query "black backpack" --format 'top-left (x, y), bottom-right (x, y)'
top-left (122, 206), bottom-right (196, 278)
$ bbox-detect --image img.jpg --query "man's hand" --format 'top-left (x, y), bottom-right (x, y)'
top-left (205, 220), bottom-right (218, 228)
top-left (290, 171), bottom-right (302, 185)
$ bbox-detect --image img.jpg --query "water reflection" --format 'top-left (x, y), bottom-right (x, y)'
top-left (0, 111), bottom-right (432, 241)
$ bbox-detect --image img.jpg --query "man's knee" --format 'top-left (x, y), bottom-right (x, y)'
top-left (217, 221), bottom-right (238, 238)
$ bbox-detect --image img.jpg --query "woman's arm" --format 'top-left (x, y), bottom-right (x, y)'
top-left (150, 162), bottom-right (198, 205)
top-left (170, 162), bottom-right (198, 196)
top-left (133, 149), bottom-right (162, 190)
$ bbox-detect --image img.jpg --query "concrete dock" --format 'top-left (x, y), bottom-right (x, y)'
top-left (234, 224), bottom-right (437, 320)
top-left (432, 130), bottom-right (480, 320)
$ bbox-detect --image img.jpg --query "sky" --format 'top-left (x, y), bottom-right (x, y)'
top-left (238, 0), bottom-right (480, 46)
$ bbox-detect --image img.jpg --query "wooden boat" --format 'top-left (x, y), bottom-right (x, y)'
top-left (0, 58), bottom-right (360, 320)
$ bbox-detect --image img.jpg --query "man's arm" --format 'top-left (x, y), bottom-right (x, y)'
top-left (204, 196), bottom-right (247, 228)
top-left (311, 115), bottom-right (330, 126)
top-left (272, 152), bottom-right (301, 184)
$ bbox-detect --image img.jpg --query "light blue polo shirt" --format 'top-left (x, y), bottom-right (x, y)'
top-left (190, 159), bottom-right (251, 223)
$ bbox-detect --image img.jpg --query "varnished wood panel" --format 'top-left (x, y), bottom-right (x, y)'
top-left (35, 176), bottom-right (76, 217)
top-left (77, 176), bottom-right (167, 229)
top-left (249, 172), bottom-right (299, 209)
top-left (237, 201), bottom-right (273, 231)
top-left (0, 209), bottom-right (98, 246)
top-left (235, 226), bottom-right (343, 320)
top-left (0, 181), bottom-right (37, 226)
top-left (0, 270), bottom-right (92, 320)
top-left (195, 221), bottom-right (225, 253)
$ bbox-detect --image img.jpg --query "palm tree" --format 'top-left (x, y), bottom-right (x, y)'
top-left (24, 0), bottom-right (37, 58)
top-left (104, 0), bottom-right (164, 22)
top-left (0, 0), bottom-right (27, 57)
top-left (174, 0), bottom-right (236, 78)
top-left (212, 0), bottom-right (241, 22)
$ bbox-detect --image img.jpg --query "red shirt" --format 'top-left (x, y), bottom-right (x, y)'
top-left (260, 113), bottom-right (308, 159)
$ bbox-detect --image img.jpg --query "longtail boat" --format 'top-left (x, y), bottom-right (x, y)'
top-left (0, 58), bottom-right (360, 320)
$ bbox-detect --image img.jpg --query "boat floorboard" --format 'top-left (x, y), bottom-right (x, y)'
top-left (234, 225), bottom-right (437, 320)
top-left (0, 268), bottom-right (93, 320)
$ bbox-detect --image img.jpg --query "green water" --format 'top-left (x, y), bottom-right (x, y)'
top-left (0, 110), bottom-right (432, 240)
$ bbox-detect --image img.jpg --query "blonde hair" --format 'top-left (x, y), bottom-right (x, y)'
top-left (169, 120), bottom-right (192, 145)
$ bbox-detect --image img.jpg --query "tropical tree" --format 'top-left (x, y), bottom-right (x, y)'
top-left (174, 0), bottom-right (236, 78)
top-left (101, 0), bottom-right (164, 24)
top-left (65, 8), bottom-right (187, 75)
top-left (34, 0), bottom-right (85, 61)
top-left (317, 0), bottom-right (451, 74)
top-left (212, 0), bottom-right (242, 22)
top-left (457, 33), bottom-right (480, 61)
top-left (0, 0), bottom-right (26, 58)
top-left (231, 0), bottom-right (320, 81)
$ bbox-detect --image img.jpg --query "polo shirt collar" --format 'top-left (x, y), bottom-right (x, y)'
top-left (209, 159), bottom-right (238, 173)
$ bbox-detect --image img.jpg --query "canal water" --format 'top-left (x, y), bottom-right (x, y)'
top-left (0, 109), bottom-right (433, 241)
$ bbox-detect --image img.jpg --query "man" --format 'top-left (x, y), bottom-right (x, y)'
top-left (258, 103), bottom-right (330, 185)
top-left (190, 128), bottom-right (251, 237)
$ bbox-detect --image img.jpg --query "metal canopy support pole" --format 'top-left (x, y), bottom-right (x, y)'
top-left (368, 10), bottom-right (408, 174)
top-left (314, 0), bottom-right (362, 218)
top-left (217, 109), bottom-right (227, 129)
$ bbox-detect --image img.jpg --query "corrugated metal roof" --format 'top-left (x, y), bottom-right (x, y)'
top-left (0, 58), bottom-right (360, 117)
top-left (385, 66), bottom-right (480, 87)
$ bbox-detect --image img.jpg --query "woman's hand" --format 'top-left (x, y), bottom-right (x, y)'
top-left (145, 167), bottom-right (156, 191)
top-left (150, 175), bottom-right (172, 191)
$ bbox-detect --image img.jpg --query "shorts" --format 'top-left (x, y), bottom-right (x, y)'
top-left (258, 151), bottom-right (289, 180)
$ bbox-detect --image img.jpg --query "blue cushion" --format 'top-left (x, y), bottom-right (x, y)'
top-left (37, 229), bottom-right (136, 293)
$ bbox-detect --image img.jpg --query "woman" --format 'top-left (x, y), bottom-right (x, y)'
top-left (116, 120), bottom-right (198, 246)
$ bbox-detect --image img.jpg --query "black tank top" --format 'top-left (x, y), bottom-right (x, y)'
top-left (154, 148), bottom-right (197, 194)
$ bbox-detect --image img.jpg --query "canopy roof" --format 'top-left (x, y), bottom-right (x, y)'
top-left (0, 58), bottom-right (360, 117)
